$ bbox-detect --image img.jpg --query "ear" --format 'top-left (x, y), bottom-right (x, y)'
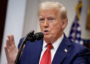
top-left (61, 19), bottom-right (68, 29)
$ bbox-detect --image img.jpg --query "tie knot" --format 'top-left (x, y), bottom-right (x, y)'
top-left (47, 44), bottom-right (53, 49)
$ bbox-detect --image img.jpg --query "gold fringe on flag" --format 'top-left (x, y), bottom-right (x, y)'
top-left (75, 0), bottom-right (83, 20)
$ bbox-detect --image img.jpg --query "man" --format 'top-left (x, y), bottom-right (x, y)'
top-left (5, 1), bottom-right (90, 64)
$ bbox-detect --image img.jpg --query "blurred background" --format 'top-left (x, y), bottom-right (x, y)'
top-left (0, 0), bottom-right (90, 64)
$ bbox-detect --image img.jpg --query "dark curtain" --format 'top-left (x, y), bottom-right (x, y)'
top-left (83, 39), bottom-right (90, 50)
top-left (0, 0), bottom-right (8, 55)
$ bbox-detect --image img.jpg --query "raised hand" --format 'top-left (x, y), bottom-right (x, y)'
top-left (4, 34), bottom-right (18, 64)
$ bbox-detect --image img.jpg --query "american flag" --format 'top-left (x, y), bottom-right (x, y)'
top-left (68, 0), bottom-right (83, 45)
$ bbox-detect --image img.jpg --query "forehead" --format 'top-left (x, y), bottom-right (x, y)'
top-left (39, 8), bottom-right (59, 18)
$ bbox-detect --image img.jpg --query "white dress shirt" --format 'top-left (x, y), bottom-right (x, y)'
top-left (39, 34), bottom-right (64, 64)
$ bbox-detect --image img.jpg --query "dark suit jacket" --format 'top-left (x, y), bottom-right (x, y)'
top-left (18, 35), bottom-right (90, 64)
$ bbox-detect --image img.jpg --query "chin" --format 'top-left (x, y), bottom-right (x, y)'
top-left (44, 35), bottom-right (52, 40)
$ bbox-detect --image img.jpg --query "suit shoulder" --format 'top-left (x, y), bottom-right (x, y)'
top-left (70, 41), bottom-right (89, 52)
top-left (18, 37), bottom-right (43, 49)
top-left (18, 37), bottom-right (24, 49)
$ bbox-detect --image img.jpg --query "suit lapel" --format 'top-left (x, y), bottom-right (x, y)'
top-left (52, 35), bottom-right (72, 64)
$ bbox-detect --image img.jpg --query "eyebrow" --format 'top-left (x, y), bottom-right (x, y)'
top-left (39, 15), bottom-right (55, 18)
top-left (39, 16), bottom-right (43, 18)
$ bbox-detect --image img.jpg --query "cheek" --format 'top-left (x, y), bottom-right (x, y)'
top-left (50, 22), bottom-right (61, 34)
top-left (39, 23), bottom-right (43, 31)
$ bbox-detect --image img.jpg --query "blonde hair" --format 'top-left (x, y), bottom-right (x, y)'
top-left (38, 1), bottom-right (68, 20)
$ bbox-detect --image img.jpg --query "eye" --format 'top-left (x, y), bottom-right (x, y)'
top-left (48, 17), bottom-right (54, 21)
top-left (39, 18), bottom-right (45, 22)
top-left (50, 18), bottom-right (53, 20)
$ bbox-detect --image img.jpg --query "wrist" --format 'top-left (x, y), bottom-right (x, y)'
top-left (7, 62), bottom-right (14, 64)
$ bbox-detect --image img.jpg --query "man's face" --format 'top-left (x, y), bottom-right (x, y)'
top-left (39, 8), bottom-right (64, 43)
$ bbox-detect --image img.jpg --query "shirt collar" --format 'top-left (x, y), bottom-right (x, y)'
top-left (43, 34), bottom-right (64, 50)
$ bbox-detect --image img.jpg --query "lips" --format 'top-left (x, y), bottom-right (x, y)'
top-left (45, 30), bottom-right (48, 32)
top-left (44, 30), bottom-right (49, 34)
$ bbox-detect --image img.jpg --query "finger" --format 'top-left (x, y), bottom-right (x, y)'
top-left (11, 34), bottom-right (15, 45)
top-left (7, 34), bottom-right (11, 45)
top-left (7, 34), bottom-right (10, 41)
top-left (4, 45), bottom-right (9, 57)
top-left (4, 45), bottom-right (10, 62)
top-left (4, 45), bottom-right (8, 52)
top-left (6, 38), bottom-right (11, 48)
top-left (23, 45), bottom-right (25, 49)
top-left (20, 45), bottom-right (25, 58)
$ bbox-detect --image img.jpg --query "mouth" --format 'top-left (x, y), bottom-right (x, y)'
top-left (44, 30), bottom-right (49, 34)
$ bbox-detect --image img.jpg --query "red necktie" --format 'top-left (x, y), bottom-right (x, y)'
top-left (40, 44), bottom-right (53, 64)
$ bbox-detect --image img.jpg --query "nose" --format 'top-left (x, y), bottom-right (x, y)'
top-left (44, 19), bottom-right (49, 28)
